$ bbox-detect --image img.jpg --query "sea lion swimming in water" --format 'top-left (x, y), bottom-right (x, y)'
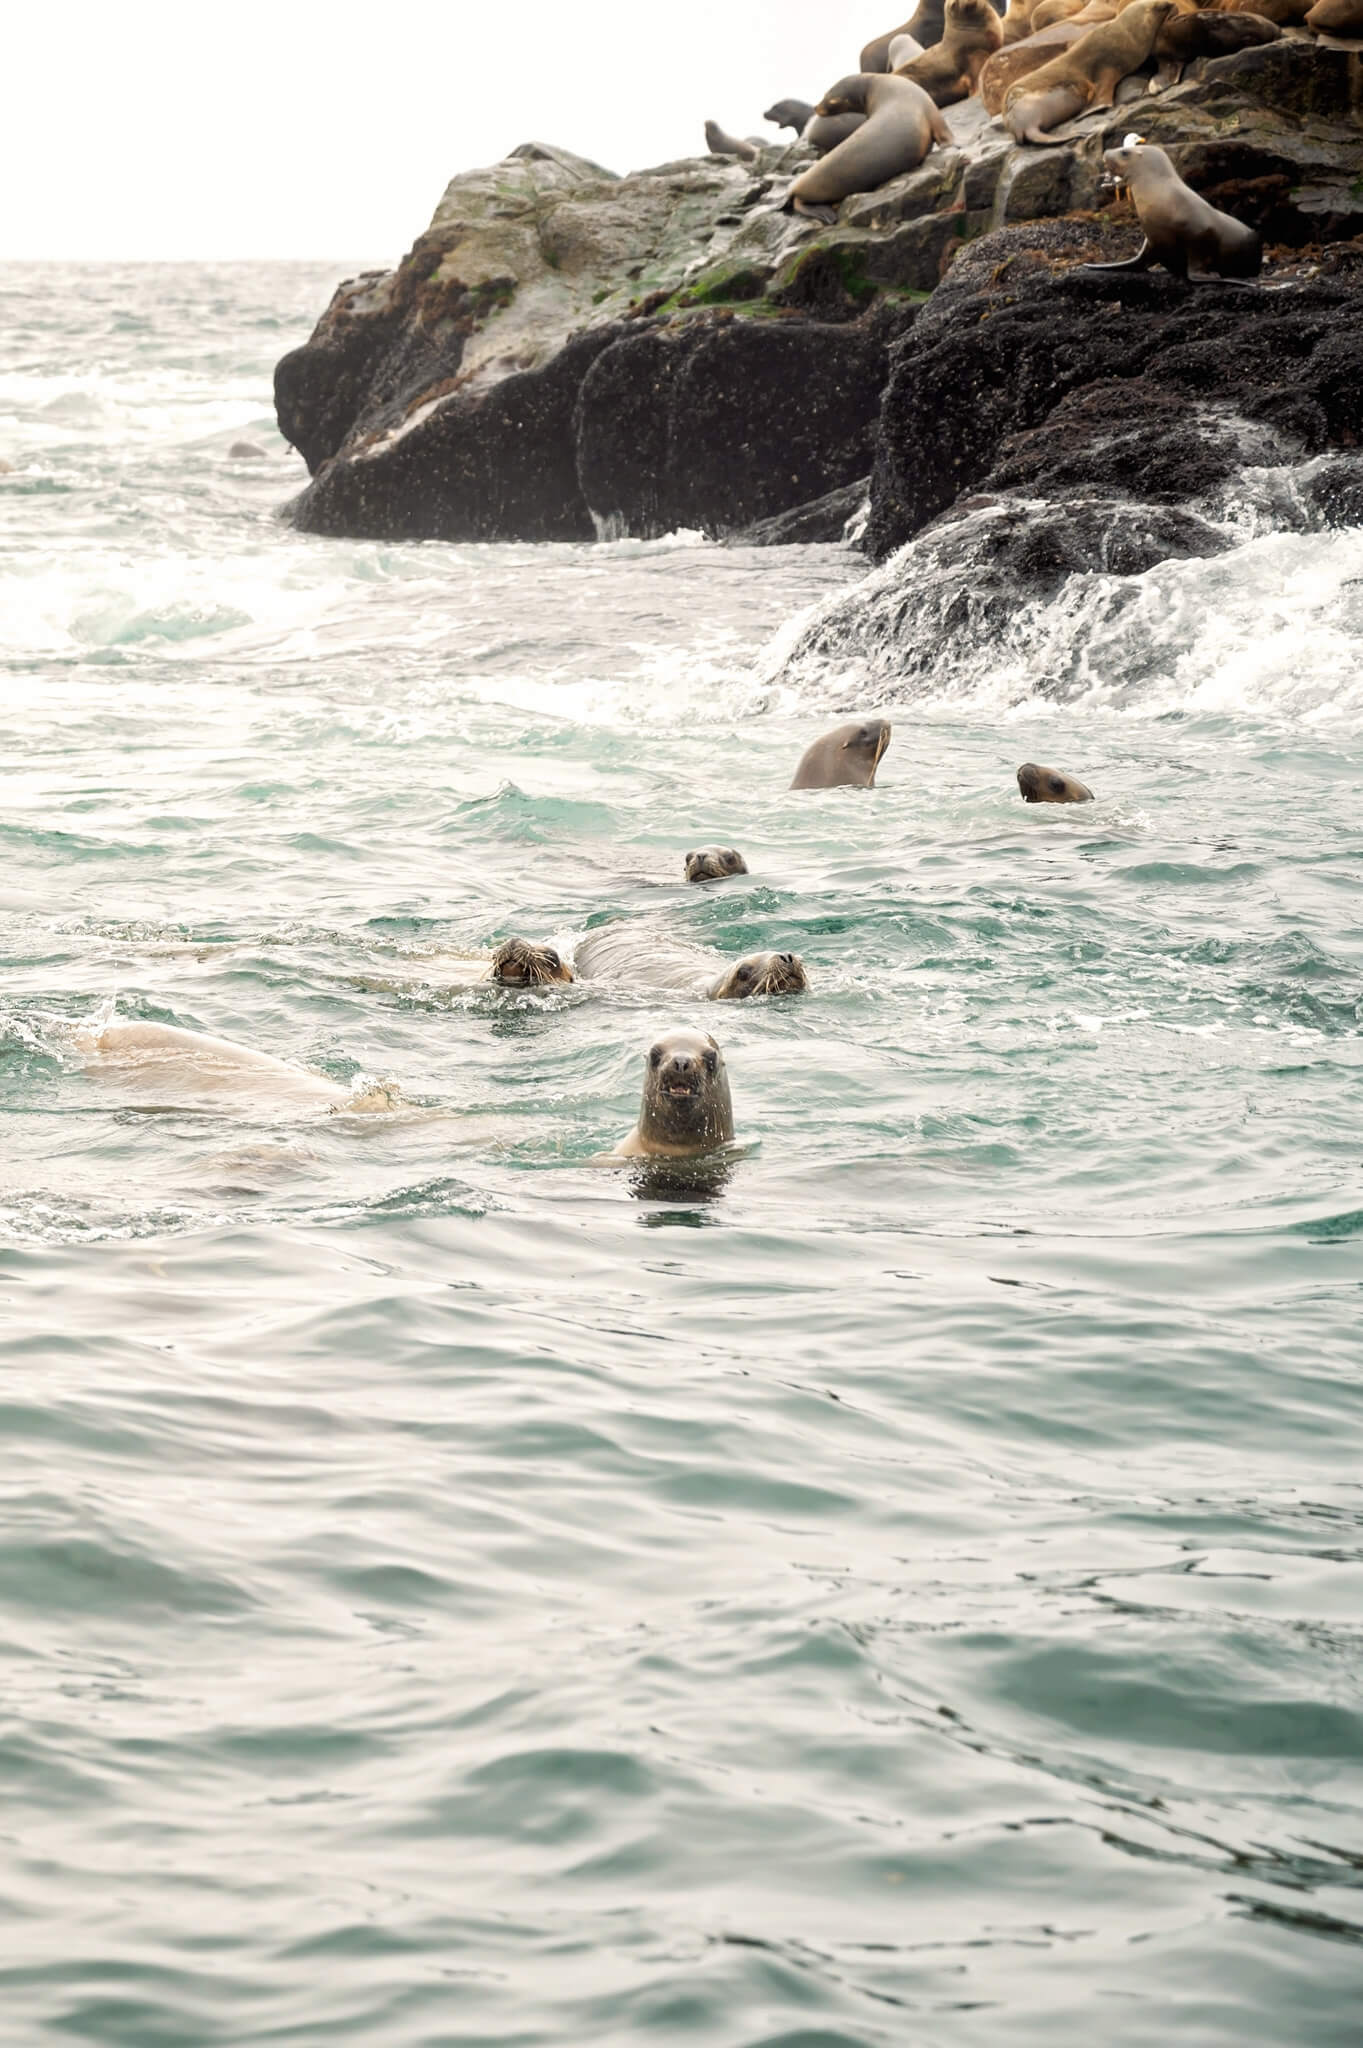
top-left (1017, 762), bottom-right (1095, 802)
top-left (895, 0), bottom-right (1004, 102)
top-left (789, 75), bottom-right (949, 221)
top-left (489, 937), bottom-right (576, 985)
top-left (75, 1019), bottom-right (398, 1112)
top-left (1082, 136), bottom-right (1262, 278)
top-left (1004, 0), bottom-right (1175, 142)
top-left (574, 925), bottom-right (807, 999)
top-left (685, 846), bottom-right (749, 882)
top-left (610, 1030), bottom-right (735, 1159)
top-left (791, 718), bottom-right (892, 789)
top-left (704, 119), bottom-right (759, 161)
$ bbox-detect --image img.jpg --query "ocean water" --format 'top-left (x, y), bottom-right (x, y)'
top-left (2, 260), bottom-right (1362, 2047)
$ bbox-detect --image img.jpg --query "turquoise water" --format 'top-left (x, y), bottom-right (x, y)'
top-left (2, 261), bottom-right (1362, 2046)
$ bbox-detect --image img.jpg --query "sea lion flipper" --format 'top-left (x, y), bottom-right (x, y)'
top-left (792, 196), bottom-right (839, 223)
top-left (1078, 239), bottom-right (1158, 273)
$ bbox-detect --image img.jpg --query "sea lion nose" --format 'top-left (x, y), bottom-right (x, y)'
top-left (778, 953), bottom-right (796, 968)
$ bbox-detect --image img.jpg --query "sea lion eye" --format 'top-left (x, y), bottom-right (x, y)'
top-left (649, 1046), bottom-right (663, 1068)
top-left (703, 1049), bottom-right (718, 1074)
top-left (1050, 778), bottom-right (1065, 795)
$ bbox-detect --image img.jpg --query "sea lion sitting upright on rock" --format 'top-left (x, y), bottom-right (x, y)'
top-left (1083, 135), bottom-right (1261, 278)
top-left (685, 846), bottom-right (749, 882)
top-left (704, 120), bottom-right (759, 161)
top-left (789, 76), bottom-right (949, 221)
top-left (611, 1030), bottom-right (735, 1159)
top-left (764, 97), bottom-right (817, 132)
top-left (791, 718), bottom-right (892, 789)
top-left (1017, 762), bottom-right (1095, 802)
top-left (862, 0), bottom-right (950, 67)
top-left (1004, 0), bottom-right (1175, 142)
top-left (896, 0), bottom-right (1004, 101)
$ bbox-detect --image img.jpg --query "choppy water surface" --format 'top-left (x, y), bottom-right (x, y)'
top-left (2, 262), bottom-right (1362, 2046)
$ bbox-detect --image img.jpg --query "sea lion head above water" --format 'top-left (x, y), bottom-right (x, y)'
top-left (490, 937), bottom-right (575, 985)
top-left (685, 846), bottom-right (749, 882)
top-left (708, 951), bottom-right (808, 1000)
top-left (1017, 762), bottom-right (1095, 803)
top-left (622, 1029), bottom-right (735, 1158)
top-left (791, 717), bottom-right (892, 789)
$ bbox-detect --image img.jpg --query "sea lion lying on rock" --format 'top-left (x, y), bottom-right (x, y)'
top-left (979, 21), bottom-right (1088, 111)
top-left (610, 1030), bottom-right (735, 1159)
top-left (1153, 6), bottom-right (1280, 78)
top-left (574, 925), bottom-right (807, 999)
top-left (1084, 135), bottom-right (1261, 278)
top-left (1017, 762), bottom-right (1095, 802)
top-left (896, 0), bottom-right (1004, 101)
top-left (1304, 0), bottom-right (1363, 28)
top-left (685, 846), bottom-right (749, 881)
top-left (791, 718), bottom-right (892, 789)
top-left (789, 75), bottom-right (949, 220)
top-left (704, 120), bottom-right (759, 161)
top-left (1004, 0), bottom-right (1175, 142)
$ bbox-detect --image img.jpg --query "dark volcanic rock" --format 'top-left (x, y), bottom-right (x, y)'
top-left (576, 313), bottom-right (910, 538)
top-left (728, 478), bottom-right (870, 546)
top-left (864, 223), bottom-right (1363, 560)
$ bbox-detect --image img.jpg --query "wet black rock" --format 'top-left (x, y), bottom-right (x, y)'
top-left (864, 222), bottom-right (1363, 561)
top-left (728, 477), bottom-right (870, 547)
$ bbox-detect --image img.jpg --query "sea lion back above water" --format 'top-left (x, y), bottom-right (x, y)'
top-left (791, 718), bottom-right (892, 789)
top-left (613, 1030), bottom-right (736, 1159)
top-left (1017, 762), bottom-right (1095, 803)
top-left (1082, 137), bottom-right (1262, 278)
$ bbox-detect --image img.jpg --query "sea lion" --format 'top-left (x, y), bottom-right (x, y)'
top-left (574, 925), bottom-right (807, 999)
top-left (789, 76), bottom-right (949, 221)
top-left (1224, 0), bottom-right (1312, 18)
top-left (804, 110), bottom-right (869, 153)
top-left (979, 22), bottom-right (1089, 112)
top-left (887, 32), bottom-right (928, 64)
top-left (704, 119), bottom-right (759, 161)
top-left (790, 718), bottom-right (892, 789)
top-left (612, 1030), bottom-right (735, 1159)
top-left (894, 0), bottom-right (1005, 101)
top-left (75, 1019), bottom-right (393, 1111)
top-left (1153, 7), bottom-right (1279, 79)
top-left (862, 0), bottom-right (950, 66)
top-left (229, 440), bottom-right (266, 459)
top-left (685, 846), bottom-right (749, 881)
top-left (764, 97), bottom-right (817, 131)
top-left (1017, 762), bottom-right (1095, 803)
top-left (1003, 0), bottom-right (1044, 39)
top-left (1304, 0), bottom-right (1363, 28)
top-left (490, 937), bottom-right (576, 985)
top-left (1003, 0), bottom-right (1175, 142)
top-left (1084, 136), bottom-right (1261, 278)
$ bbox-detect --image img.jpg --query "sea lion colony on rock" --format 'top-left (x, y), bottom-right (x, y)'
top-left (743, 0), bottom-right (1354, 228)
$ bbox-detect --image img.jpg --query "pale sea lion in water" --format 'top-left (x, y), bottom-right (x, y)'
top-left (685, 846), bottom-right (749, 882)
top-left (75, 1020), bottom-right (397, 1112)
top-left (574, 925), bottom-right (807, 999)
top-left (1082, 136), bottom-right (1261, 278)
top-left (789, 76), bottom-right (949, 222)
top-left (1017, 762), bottom-right (1095, 803)
top-left (895, 0), bottom-right (1004, 102)
top-left (611, 1030), bottom-right (735, 1159)
top-left (791, 718), bottom-right (892, 790)
top-left (704, 119), bottom-right (759, 161)
top-left (1004, 0), bottom-right (1175, 142)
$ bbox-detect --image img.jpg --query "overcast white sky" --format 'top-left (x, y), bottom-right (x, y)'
top-left (2, 1), bottom-right (868, 261)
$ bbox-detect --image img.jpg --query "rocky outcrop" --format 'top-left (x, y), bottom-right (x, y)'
top-left (274, 37), bottom-right (1363, 546)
